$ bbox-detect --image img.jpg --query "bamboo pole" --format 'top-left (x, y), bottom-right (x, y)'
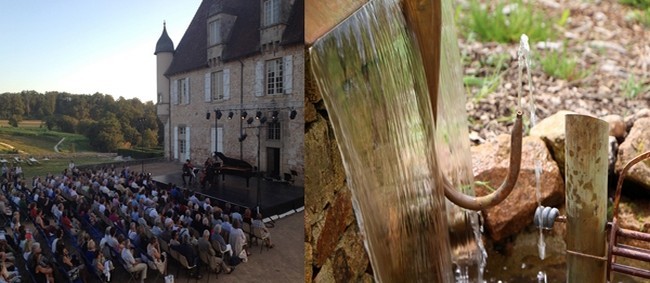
top-left (565, 114), bottom-right (609, 283)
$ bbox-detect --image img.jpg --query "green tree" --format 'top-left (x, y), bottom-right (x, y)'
top-left (57, 115), bottom-right (78, 133)
top-left (142, 128), bottom-right (159, 148)
top-left (87, 113), bottom-right (123, 152)
top-left (8, 115), bottom-right (21, 127)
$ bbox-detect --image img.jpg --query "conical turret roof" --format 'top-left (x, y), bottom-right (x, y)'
top-left (154, 22), bottom-right (174, 55)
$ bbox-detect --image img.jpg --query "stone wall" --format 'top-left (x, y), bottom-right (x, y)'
top-left (305, 51), bottom-right (373, 282)
top-left (166, 45), bottom-right (305, 186)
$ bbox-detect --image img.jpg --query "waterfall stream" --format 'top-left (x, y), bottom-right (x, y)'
top-left (310, 0), bottom-right (453, 281)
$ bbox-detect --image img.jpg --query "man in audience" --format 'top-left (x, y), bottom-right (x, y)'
top-left (211, 224), bottom-right (232, 263)
top-left (198, 229), bottom-right (233, 274)
top-left (171, 233), bottom-right (202, 279)
top-left (120, 240), bottom-right (147, 283)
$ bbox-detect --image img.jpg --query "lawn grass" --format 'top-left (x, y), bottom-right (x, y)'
top-left (538, 49), bottom-right (588, 82)
top-left (459, 0), bottom-right (555, 43)
top-left (0, 124), bottom-right (92, 154)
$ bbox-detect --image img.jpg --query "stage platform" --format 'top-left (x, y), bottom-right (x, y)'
top-left (152, 172), bottom-right (304, 217)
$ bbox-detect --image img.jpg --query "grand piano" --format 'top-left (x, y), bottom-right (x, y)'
top-left (214, 152), bottom-right (255, 187)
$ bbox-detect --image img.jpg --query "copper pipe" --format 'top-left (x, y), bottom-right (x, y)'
top-left (612, 151), bottom-right (650, 219)
top-left (443, 111), bottom-right (523, 211)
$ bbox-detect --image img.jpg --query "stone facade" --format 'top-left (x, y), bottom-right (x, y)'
top-left (156, 0), bottom-right (304, 186)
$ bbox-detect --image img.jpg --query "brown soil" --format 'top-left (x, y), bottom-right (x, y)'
top-left (461, 0), bottom-right (650, 140)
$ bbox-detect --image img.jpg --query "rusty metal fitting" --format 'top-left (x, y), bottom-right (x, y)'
top-left (442, 111), bottom-right (523, 211)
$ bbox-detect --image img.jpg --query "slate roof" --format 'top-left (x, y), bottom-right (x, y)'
top-left (154, 24), bottom-right (175, 55)
top-left (164, 0), bottom-right (303, 77)
top-left (281, 0), bottom-right (304, 45)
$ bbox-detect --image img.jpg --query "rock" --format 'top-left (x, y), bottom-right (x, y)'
top-left (471, 135), bottom-right (564, 241)
top-left (624, 108), bottom-right (650, 132)
top-left (306, 84), bottom-right (372, 281)
top-left (314, 259), bottom-right (335, 283)
top-left (530, 110), bottom-right (576, 175)
top-left (615, 117), bottom-right (650, 191)
top-left (601, 114), bottom-right (626, 140)
top-left (339, 226), bottom-right (370, 279)
top-left (609, 136), bottom-right (619, 176)
top-left (305, 243), bottom-right (313, 282)
top-left (315, 189), bottom-right (355, 266)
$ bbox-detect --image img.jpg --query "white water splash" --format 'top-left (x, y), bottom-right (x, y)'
top-left (537, 271), bottom-right (548, 283)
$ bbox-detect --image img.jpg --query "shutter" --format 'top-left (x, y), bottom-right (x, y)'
top-left (254, 61), bottom-right (264, 97)
top-left (172, 80), bottom-right (178, 105)
top-left (210, 127), bottom-right (216, 154)
top-left (184, 78), bottom-right (190, 104)
top-left (283, 55), bottom-right (293, 94)
top-left (173, 126), bottom-right (178, 160)
top-left (185, 127), bottom-right (191, 161)
top-left (205, 73), bottom-right (211, 102)
top-left (223, 69), bottom-right (230, 100)
top-left (217, 127), bottom-right (223, 153)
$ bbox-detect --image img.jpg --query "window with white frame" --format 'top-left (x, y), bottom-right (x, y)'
top-left (178, 126), bottom-right (186, 153)
top-left (266, 58), bottom-right (283, 95)
top-left (267, 121), bottom-right (281, 140)
top-left (263, 0), bottom-right (281, 26)
top-left (179, 140), bottom-right (186, 153)
top-left (208, 19), bottom-right (221, 45)
top-left (211, 71), bottom-right (224, 100)
top-left (179, 78), bottom-right (189, 104)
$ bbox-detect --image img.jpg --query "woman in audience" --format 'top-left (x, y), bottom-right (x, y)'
top-left (229, 220), bottom-right (250, 262)
top-left (147, 237), bottom-right (167, 275)
top-left (34, 210), bottom-right (56, 235)
top-left (9, 212), bottom-right (20, 231)
top-left (94, 250), bottom-right (113, 282)
top-left (0, 252), bottom-right (20, 283)
top-left (32, 251), bottom-right (54, 283)
top-left (21, 238), bottom-right (32, 261)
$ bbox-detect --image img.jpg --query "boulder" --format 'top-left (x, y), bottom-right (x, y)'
top-left (471, 135), bottom-right (564, 242)
top-left (530, 110), bottom-right (576, 175)
top-left (601, 114), bottom-right (626, 141)
top-left (615, 117), bottom-right (650, 191)
top-left (306, 89), bottom-right (373, 281)
top-left (624, 108), bottom-right (650, 132)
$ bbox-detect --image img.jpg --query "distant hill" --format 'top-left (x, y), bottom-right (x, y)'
top-left (0, 121), bottom-right (92, 155)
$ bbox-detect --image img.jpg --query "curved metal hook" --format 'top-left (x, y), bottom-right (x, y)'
top-left (443, 111), bottom-right (523, 211)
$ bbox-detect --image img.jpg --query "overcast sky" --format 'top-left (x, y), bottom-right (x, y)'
top-left (0, 0), bottom-right (202, 103)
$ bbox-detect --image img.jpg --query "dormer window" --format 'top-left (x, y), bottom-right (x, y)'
top-left (208, 19), bottom-right (221, 45)
top-left (263, 0), bottom-right (281, 26)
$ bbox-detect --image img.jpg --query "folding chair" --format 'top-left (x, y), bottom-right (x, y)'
top-left (171, 250), bottom-right (198, 283)
top-left (198, 250), bottom-right (219, 281)
top-left (253, 226), bottom-right (270, 253)
top-left (116, 253), bottom-right (139, 283)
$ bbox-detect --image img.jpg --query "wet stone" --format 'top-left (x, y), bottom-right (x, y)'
top-left (472, 135), bottom-right (564, 241)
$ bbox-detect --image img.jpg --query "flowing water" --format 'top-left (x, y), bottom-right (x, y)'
top-left (309, 0), bottom-right (453, 281)
top-left (519, 34), bottom-right (548, 280)
top-left (437, 0), bottom-right (486, 281)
